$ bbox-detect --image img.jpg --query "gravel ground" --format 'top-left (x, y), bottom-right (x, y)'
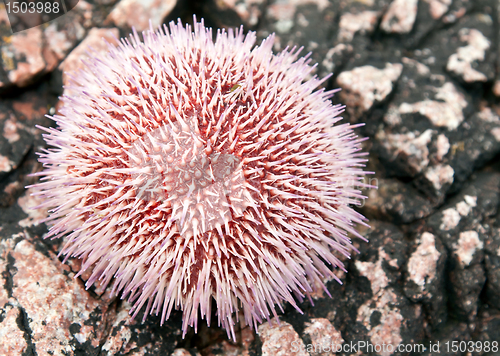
top-left (1, 0), bottom-right (500, 355)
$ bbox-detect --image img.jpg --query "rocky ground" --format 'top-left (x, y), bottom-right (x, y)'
top-left (1, 0), bottom-right (500, 355)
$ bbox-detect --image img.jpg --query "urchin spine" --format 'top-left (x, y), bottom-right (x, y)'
top-left (31, 19), bottom-right (370, 340)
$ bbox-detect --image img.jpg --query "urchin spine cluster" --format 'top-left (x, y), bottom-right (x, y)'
top-left (31, 19), bottom-right (370, 340)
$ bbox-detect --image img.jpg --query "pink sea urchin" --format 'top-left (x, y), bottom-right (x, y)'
top-left (31, 19), bottom-right (370, 340)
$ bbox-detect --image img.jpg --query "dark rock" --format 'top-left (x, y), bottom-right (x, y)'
top-left (361, 177), bottom-right (434, 223)
top-left (0, 85), bottom-right (58, 206)
top-left (374, 60), bottom-right (472, 203)
top-left (484, 226), bottom-right (500, 310)
top-left (404, 230), bottom-right (447, 327)
top-left (257, 0), bottom-right (338, 80)
top-left (449, 264), bottom-right (486, 321)
top-left (474, 307), bottom-right (500, 355)
top-left (337, 0), bottom-right (390, 44)
top-left (420, 320), bottom-right (471, 356)
top-left (100, 301), bottom-right (182, 356)
top-left (405, 0), bottom-right (474, 49)
top-left (426, 173), bottom-right (500, 323)
top-left (1, 0), bottom-right (500, 354)
top-left (449, 105), bottom-right (500, 192)
top-left (427, 172), bottom-right (500, 241)
top-left (340, 222), bottom-right (425, 355)
top-left (202, 0), bottom-right (266, 30)
top-left (416, 10), bottom-right (496, 85)
top-left (373, 54), bottom-right (500, 204)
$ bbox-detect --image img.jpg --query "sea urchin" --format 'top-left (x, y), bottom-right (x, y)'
top-left (31, 19), bottom-right (370, 340)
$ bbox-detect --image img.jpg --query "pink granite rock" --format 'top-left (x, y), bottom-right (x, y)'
top-left (0, 225), bottom-right (108, 356)
top-left (60, 27), bottom-right (120, 87)
top-left (106, 0), bottom-right (177, 32)
top-left (0, 0), bottom-right (117, 88)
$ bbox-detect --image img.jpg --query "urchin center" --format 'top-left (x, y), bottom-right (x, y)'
top-left (126, 120), bottom-right (249, 239)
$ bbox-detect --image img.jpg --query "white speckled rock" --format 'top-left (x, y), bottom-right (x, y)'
top-left (258, 319), bottom-right (308, 356)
